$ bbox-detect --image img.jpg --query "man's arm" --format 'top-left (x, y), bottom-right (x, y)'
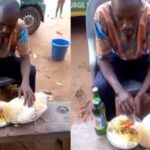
top-left (139, 15), bottom-right (150, 96)
top-left (139, 20), bottom-right (150, 95)
top-left (138, 66), bottom-right (150, 96)
top-left (19, 54), bottom-right (35, 106)
top-left (99, 59), bottom-right (124, 95)
top-left (134, 20), bottom-right (150, 115)
top-left (17, 25), bottom-right (35, 106)
top-left (20, 55), bottom-right (30, 85)
top-left (134, 65), bottom-right (150, 116)
top-left (99, 59), bottom-right (134, 114)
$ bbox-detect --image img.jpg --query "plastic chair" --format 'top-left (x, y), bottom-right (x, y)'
top-left (0, 77), bottom-right (14, 87)
top-left (86, 0), bottom-right (141, 94)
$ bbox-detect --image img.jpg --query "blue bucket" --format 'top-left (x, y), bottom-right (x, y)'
top-left (51, 38), bottom-right (70, 61)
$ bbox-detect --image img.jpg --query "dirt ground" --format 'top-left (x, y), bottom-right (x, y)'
top-left (29, 0), bottom-right (70, 101)
top-left (30, 16), bottom-right (71, 101)
top-left (71, 17), bottom-right (93, 123)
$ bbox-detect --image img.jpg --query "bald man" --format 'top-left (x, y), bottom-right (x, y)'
top-left (0, 0), bottom-right (36, 106)
top-left (94, 0), bottom-right (150, 120)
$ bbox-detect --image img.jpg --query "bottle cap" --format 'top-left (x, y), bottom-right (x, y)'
top-left (92, 87), bottom-right (98, 92)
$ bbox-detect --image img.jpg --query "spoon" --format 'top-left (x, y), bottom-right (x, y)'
top-left (129, 114), bottom-right (142, 122)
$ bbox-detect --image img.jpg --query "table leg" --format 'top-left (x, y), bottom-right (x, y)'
top-left (0, 144), bottom-right (4, 150)
top-left (55, 137), bottom-right (70, 150)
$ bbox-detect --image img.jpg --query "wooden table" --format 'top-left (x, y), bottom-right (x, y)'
top-left (71, 121), bottom-right (146, 150)
top-left (0, 101), bottom-right (70, 144)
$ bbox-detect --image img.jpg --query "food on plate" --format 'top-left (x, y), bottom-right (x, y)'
top-left (108, 115), bottom-right (138, 147)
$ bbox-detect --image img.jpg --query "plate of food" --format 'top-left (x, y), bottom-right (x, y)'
top-left (106, 115), bottom-right (139, 149)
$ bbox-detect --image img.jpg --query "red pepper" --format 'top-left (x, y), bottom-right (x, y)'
top-left (121, 119), bottom-right (134, 128)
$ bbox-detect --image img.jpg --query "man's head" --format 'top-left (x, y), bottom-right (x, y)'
top-left (111, 0), bottom-right (141, 36)
top-left (0, 0), bottom-right (20, 35)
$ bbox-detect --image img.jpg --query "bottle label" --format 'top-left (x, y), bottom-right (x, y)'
top-left (93, 97), bottom-right (100, 105)
top-left (95, 115), bottom-right (106, 129)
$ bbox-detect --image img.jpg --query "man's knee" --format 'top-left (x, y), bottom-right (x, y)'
top-left (94, 77), bottom-right (113, 97)
top-left (94, 80), bottom-right (107, 92)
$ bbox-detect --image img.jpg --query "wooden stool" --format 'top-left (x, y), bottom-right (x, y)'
top-left (0, 101), bottom-right (70, 150)
top-left (0, 77), bottom-right (14, 87)
top-left (0, 77), bottom-right (18, 101)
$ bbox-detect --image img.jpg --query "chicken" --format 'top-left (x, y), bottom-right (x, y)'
top-left (0, 92), bottom-right (49, 125)
top-left (0, 101), bottom-right (9, 127)
top-left (133, 114), bottom-right (150, 148)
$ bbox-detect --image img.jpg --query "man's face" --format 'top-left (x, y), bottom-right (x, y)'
top-left (0, 21), bottom-right (16, 36)
top-left (112, 0), bottom-right (141, 37)
top-left (0, 7), bottom-right (18, 36)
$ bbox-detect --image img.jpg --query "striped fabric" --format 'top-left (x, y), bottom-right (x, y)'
top-left (94, 1), bottom-right (150, 60)
top-left (0, 19), bottom-right (31, 58)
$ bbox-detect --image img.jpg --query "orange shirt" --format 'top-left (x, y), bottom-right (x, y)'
top-left (94, 1), bottom-right (150, 60)
top-left (0, 19), bottom-right (31, 58)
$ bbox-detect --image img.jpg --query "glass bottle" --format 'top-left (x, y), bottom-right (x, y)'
top-left (92, 86), bottom-right (107, 135)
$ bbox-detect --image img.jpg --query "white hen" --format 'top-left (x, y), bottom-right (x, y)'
top-left (133, 114), bottom-right (150, 148)
top-left (0, 92), bottom-right (49, 125)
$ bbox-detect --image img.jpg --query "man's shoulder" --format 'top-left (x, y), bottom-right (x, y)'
top-left (139, 1), bottom-right (150, 25)
top-left (141, 1), bottom-right (150, 13)
top-left (96, 1), bottom-right (111, 14)
top-left (95, 1), bottom-right (112, 22)
top-left (16, 19), bottom-right (27, 31)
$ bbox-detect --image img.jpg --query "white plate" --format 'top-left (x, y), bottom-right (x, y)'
top-left (106, 116), bottom-right (139, 149)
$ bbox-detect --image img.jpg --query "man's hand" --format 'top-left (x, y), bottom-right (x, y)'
top-left (134, 93), bottom-right (142, 117)
top-left (18, 82), bottom-right (35, 107)
top-left (117, 90), bottom-right (134, 115)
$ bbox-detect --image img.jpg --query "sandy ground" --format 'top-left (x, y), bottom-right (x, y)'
top-left (71, 17), bottom-right (93, 123)
top-left (30, 17), bottom-right (71, 101)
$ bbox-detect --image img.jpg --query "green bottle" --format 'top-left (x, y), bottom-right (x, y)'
top-left (92, 87), bottom-right (107, 135)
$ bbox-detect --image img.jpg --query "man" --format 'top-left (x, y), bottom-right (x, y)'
top-left (94, 0), bottom-right (150, 120)
top-left (0, 0), bottom-right (36, 106)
